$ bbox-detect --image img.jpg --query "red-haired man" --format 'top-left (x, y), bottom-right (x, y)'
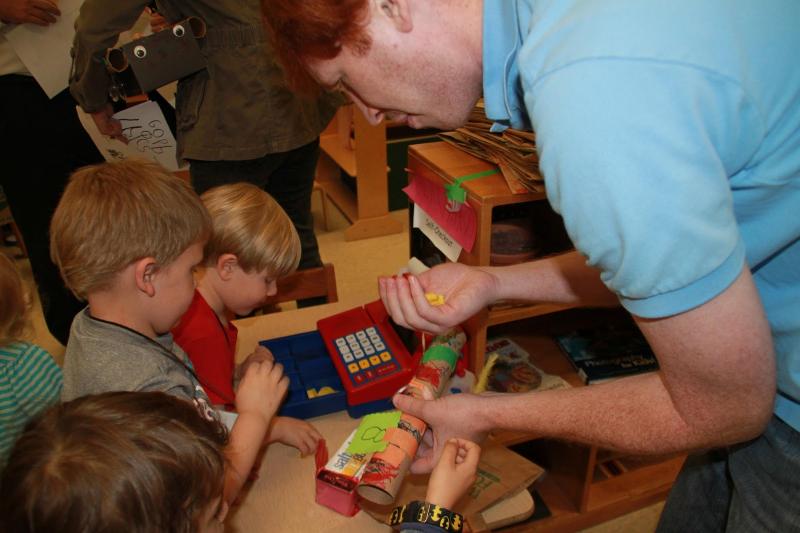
top-left (261, 1), bottom-right (800, 531)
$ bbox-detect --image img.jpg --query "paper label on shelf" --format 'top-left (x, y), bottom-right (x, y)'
top-left (413, 204), bottom-right (463, 262)
top-left (404, 176), bottom-right (476, 252)
top-left (77, 101), bottom-right (187, 172)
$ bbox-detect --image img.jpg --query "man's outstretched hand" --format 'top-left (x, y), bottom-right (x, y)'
top-left (393, 391), bottom-right (488, 474)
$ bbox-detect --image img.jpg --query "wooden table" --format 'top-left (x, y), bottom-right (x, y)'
top-left (229, 305), bottom-right (391, 533)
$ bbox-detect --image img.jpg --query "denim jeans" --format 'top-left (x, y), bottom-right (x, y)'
top-left (657, 415), bottom-right (800, 532)
top-left (189, 138), bottom-right (322, 271)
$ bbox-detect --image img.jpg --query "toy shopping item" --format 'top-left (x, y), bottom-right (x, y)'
top-left (314, 431), bottom-right (373, 516)
top-left (105, 17), bottom-right (207, 99)
top-left (356, 328), bottom-right (466, 505)
top-left (317, 300), bottom-right (416, 417)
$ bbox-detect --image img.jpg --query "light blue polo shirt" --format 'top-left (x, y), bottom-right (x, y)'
top-left (483, 0), bottom-right (800, 431)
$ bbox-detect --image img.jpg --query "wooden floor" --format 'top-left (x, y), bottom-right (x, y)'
top-left (4, 195), bottom-right (666, 532)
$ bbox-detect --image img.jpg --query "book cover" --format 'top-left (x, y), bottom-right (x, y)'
top-left (485, 337), bottom-right (570, 393)
top-left (554, 322), bottom-right (659, 384)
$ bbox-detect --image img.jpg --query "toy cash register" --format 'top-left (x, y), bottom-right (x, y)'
top-left (317, 299), bottom-right (416, 415)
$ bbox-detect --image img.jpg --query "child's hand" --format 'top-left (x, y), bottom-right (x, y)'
top-left (425, 438), bottom-right (481, 510)
top-left (267, 416), bottom-right (322, 456)
top-left (234, 345), bottom-right (275, 390)
top-left (234, 358), bottom-right (287, 426)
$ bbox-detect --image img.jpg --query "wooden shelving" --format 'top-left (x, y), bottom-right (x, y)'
top-left (315, 105), bottom-right (404, 241)
top-left (407, 142), bottom-right (573, 372)
top-left (406, 141), bottom-right (683, 531)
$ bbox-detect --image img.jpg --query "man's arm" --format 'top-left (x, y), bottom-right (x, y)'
top-left (381, 250), bottom-right (618, 334)
top-left (487, 266), bottom-right (773, 452)
top-left (492, 250), bottom-right (620, 307)
top-left (395, 266), bottom-right (775, 470)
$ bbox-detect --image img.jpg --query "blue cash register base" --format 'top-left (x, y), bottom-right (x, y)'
top-left (261, 300), bottom-right (416, 419)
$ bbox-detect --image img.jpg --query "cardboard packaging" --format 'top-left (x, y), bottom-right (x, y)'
top-left (314, 430), bottom-right (374, 516)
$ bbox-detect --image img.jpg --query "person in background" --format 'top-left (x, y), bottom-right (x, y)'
top-left (70, 0), bottom-right (341, 303)
top-left (0, 391), bottom-right (229, 533)
top-left (173, 182), bottom-right (321, 456)
top-left (262, 1), bottom-right (800, 531)
top-left (51, 160), bottom-right (288, 505)
top-left (0, 0), bottom-right (104, 346)
top-left (0, 252), bottom-right (62, 468)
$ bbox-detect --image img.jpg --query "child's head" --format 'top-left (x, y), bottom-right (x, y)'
top-left (50, 160), bottom-right (211, 334)
top-left (0, 252), bottom-right (29, 345)
top-left (50, 160), bottom-right (211, 301)
top-left (0, 391), bottom-right (229, 533)
top-left (200, 183), bottom-right (300, 315)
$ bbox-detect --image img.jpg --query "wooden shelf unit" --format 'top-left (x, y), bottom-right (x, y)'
top-left (406, 142), bottom-right (684, 531)
top-left (487, 309), bottom-right (684, 531)
top-left (407, 141), bottom-right (574, 372)
top-left (315, 105), bottom-right (404, 241)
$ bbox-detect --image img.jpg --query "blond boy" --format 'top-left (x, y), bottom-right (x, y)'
top-left (173, 182), bottom-right (321, 455)
top-left (51, 160), bottom-right (287, 504)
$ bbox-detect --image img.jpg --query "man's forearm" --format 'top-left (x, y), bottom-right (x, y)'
top-left (475, 270), bottom-right (775, 454)
top-left (487, 250), bottom-right (619, 307)
top-left (476, 373), bottom-right (712, 455)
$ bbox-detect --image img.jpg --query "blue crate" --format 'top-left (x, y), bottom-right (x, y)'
top-left (345, 397), bottom-right (395, 419)
top-left (260, 332), bottom-right (347, 420)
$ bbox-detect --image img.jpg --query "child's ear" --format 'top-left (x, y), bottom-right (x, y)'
top-left (216, 253), bottom-right (239, 281)
top-left (134, 257), bottom-right (158, 297)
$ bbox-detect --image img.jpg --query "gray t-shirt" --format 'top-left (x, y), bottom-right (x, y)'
top-left (61, 309), bottom-right (213, 415)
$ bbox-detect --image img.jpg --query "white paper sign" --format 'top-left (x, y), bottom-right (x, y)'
top-left (413, 204), bottom-right (462, 262)
top-left (5, 0), bottom-right (82, 98)
top-left (77, 101), bottom-right (185, 171)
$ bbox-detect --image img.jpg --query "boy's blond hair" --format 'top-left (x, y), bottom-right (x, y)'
top-left (50, 160), bottom-right (211, 300)
top-left (0, 253), bottom-right (30, 345)
top-left (201, 183), bottom-right (300, 278)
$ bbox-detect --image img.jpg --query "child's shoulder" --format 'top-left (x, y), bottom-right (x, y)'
top-left (0, 341), bottom-right (55, 367)
top-left (0, 341), bottom-right (61, 394)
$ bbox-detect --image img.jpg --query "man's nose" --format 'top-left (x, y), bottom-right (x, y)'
top-left (347, 90), bottom-right (384, 126)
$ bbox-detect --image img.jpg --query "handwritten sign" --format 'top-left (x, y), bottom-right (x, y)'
top-left (346, 410), bottom-right (402, 455)
top-left (413, 204), bottom-right (463, 262)
top-left (77, 100), bottom-right (185, 172)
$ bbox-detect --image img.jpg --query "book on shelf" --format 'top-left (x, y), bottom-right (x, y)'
top-left (485, 337), bottom-right (571, 393)
top-left (554, 321), bottom-right (659, 384)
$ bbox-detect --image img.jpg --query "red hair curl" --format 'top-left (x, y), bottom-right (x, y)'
top-left (262, 0), bottom-right (372, 93)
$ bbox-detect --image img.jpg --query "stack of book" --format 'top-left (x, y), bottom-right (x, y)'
top-left (554, 321), bottom-right (659, 384)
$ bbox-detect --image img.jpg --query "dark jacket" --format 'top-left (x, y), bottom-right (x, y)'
top-left (70, 0), bottom-right (339, 161)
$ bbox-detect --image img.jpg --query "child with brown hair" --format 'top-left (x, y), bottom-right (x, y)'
top-left (0, 252), bottom-right (62, 467)
top-left (1, 390), bottom-right (481, 533)
top-left (173, 182), bottom-right (321, 455)
top-left (0, 391), bottom-right (229, 533)
top-left (50, 160), bottom-right (287, 504)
